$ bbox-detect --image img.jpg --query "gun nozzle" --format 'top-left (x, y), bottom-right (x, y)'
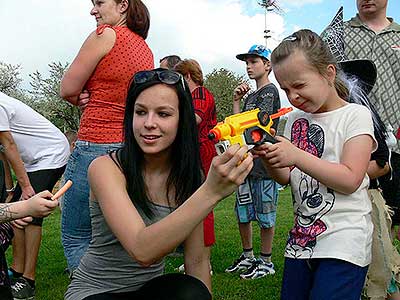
top-left (208, 132), bottom-right (216, 140)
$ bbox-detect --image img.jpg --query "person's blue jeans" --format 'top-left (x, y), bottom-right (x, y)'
top-left (281, 257), bottom-right (368, 300)
top-left (61, 140), bottom-right (123, 272)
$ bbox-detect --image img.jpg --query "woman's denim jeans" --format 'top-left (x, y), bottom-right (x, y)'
top-left (61, 140), bottom-right (123, 272)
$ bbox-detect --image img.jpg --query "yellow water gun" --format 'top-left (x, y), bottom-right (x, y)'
top-left (208, 107), bottom-right (293, 155)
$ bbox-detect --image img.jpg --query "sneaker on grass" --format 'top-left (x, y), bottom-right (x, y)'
top-left (225, 254), bottom-right (255, 273)
top-left (239, 259), bottom-right (275, 279)
top-left (11, 277), bottom-right (35, 300)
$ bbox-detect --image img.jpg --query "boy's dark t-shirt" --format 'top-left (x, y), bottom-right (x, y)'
top-left (242, 83), bottom-right (281, 179)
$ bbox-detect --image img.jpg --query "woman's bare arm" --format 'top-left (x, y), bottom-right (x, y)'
top-left (60, 28), bottom-right (116, 105)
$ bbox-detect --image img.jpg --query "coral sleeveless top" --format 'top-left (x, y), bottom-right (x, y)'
top-left (78, 25), bottom-right (154, 143)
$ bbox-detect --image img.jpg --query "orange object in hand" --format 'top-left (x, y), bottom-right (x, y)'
top-left (51, 180), bottom-right (73, 200)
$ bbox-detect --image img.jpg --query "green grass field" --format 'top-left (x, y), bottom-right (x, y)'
top-left (7, 188), bottom-right (294, 300)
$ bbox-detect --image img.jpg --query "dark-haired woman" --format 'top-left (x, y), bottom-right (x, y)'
top-left (60, 0), bottom-right (154, 273)
top-left (64, 69), bottom-right (253, 300)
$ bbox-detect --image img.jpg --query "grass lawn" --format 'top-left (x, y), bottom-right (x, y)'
top-left (7, 188), bottom-right (294, 299)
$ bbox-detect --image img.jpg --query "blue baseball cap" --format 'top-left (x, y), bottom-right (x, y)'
top-left (236, 44), bottom-right (272, 61)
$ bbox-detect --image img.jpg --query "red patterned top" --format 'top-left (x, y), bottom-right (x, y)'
top-left (192, 86), bottom-right (217, 174)
top-left (78, 25), bottom-right (154, 143)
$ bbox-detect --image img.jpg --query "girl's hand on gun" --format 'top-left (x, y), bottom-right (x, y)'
top-left (253, 136), bottom-right (298, 168)
top-left (205, 144), bottom-right (253, 200)
top-left (251, 128), bottom-right (275, 158)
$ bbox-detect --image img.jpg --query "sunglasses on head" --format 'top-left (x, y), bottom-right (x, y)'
top-left (133, 69), bottom-right (186, 91)
top-left (282, 35), bottom-right (298, 42)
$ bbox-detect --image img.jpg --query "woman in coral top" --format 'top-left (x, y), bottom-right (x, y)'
top-left (60, 0), bottom-right (154, 273)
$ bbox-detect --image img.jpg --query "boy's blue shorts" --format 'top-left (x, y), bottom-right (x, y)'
top-left (235, 177), bottom-right (278, 228)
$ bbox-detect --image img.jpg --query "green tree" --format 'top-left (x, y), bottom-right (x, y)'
top-left (0, 61), bottom-right (26, 99)
top-left (204, 68), bottom-right (247, 121)
top-left (0, 61), bottom-right (80, 133)
top-left (28, 62), bottom-right (81, 132)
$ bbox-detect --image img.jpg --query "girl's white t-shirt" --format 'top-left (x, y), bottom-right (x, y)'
top-left (283, 103), bottom-right (376, 267)
top-left (0, 92), bottom-right (70, 172)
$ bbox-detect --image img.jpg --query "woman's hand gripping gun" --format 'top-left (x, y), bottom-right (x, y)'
top-left (208, 107), bottom-right (293, 155)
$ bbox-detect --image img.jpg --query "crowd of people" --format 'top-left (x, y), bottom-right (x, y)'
top-left (0, 0), bottom-right (399, 299)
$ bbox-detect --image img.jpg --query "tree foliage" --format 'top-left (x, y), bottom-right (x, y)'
top-left (0, 62), bottom-right (25, 99)
top-left (0, 62), bottom-right (249, 133)
top-left (0, 61), bottom-right (80, 133)
top-left (28, 62), bottom-right (81, 132)
top-left (204, 68), bottom-right (247, 121)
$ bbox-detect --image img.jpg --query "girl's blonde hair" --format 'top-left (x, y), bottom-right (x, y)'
top-left (271, 29), bottom-right (348, 100)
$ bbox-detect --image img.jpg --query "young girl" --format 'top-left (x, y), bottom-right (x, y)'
top-left (65, 68), bottom-right (253, 300)
top-left (254, 29), bottom-right (376, 300)
top-left (0, 181), bottom-right (59, 300)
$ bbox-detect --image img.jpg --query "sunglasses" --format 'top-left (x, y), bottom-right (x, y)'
top-left (282, 35), bottom-right (297, 42)
top-left (133, 69), bottom-right (186, 91)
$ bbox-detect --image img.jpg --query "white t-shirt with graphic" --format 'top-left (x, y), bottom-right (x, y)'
top-left (283, 103), bottom-right (376, 267)
top-left (0, 92), bottom-right (70, 172)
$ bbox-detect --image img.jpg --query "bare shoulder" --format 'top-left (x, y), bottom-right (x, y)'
top-left (88, 155), bottom-right (125, 184)
top-left (83, 28), bottom-right (116, 54)
top-left (90, 155), bottom-right (119, 171)
top-left (87, 25), bottom-right (116, 38)
top-left (98, 27), bottom-right (116, 45)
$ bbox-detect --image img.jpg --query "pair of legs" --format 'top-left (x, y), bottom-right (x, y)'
top-left (61, 141), bottom-right (123, 272)
top-left (83, 273), bottom-right (211, 300)
top-left (235, 177), bottom-right (278, 257)
top-left (238, 224), bottom-right (274, 255)
top-left (226, 178), bottom-right (278, 279)
top-left (281, 258), bottom-right (368, 300)
top-left (11, 225), bottom-right (41, 281)
top-left (10, 166), bottom-right (66, 282)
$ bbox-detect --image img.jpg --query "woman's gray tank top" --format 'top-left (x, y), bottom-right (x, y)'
top-left (65, 199), bottom-right (172, 300)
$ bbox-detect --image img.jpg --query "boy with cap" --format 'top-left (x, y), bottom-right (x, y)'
top-left (225, 44), bottom-right (281, 279)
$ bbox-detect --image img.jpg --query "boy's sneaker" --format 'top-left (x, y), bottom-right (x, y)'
top-left (225, 254), bottom-right (255, 273)
top-left (11, 277), bottom-right (35, 300)
top-left (239, 259), bottom-right (275, 279)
